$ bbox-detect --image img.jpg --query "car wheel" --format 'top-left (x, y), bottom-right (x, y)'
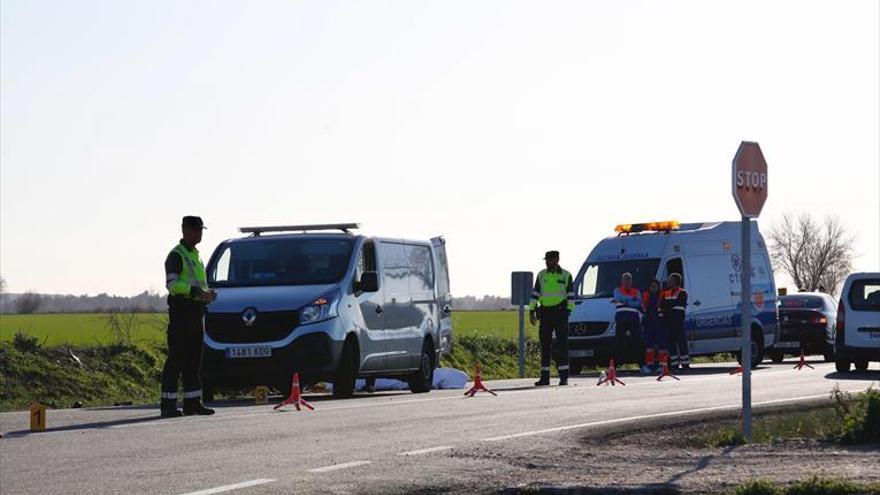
top-left (835, 357), bottom-right (850, 373)
top-left (569, 363), bottom-right (583, 376)
top-left (854, 360), bottom-right (869, 372)
top-left (769, 351), bottom-right (784, 364)
top-left (408, 342), bottom-right (434, 394)
top-left (332, 339), bottom-right (357, 398)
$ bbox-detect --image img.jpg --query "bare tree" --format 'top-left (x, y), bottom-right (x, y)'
top-left (767, 213), bottom-right (856, 296)
top-left (14, 291), bottom-right (43, 314)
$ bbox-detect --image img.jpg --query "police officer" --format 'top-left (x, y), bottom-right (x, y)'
top-left (161, 216), bottom-right (216, 417)
top-left (529, 251), bottom-right (575, 386)
top-left (660, 273), bottom-right (690, 370)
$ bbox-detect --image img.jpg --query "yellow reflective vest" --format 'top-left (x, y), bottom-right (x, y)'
top-left (529, 268), bottom-right (575, 312)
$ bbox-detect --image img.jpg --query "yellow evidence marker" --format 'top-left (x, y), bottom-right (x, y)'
top-left (30, 403), bottom-right (46, 432)
top-left (254, 386), bottom-right (269, 405)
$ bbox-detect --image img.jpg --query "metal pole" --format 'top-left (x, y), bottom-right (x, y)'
top-left (741, 216), bottom-right (752, 441)
top-left (518, 304), bottom-right (526, 378)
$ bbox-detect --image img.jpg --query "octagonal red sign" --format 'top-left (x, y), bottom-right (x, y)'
top-left (732, 141), bottom-right (768, 218)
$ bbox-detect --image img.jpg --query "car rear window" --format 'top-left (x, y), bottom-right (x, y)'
top-left (848, 279), bottom-right (880, 311)
top-left (779, 296), bottom-right (824, 309)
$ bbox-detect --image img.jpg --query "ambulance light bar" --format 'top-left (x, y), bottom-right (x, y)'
top-left (240, 223), bottom-right (360, 235)
top-left (614, 221), bottom-right (681, 234)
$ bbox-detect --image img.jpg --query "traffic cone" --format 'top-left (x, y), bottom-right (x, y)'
top-left (597, 359), bottom-right (626, 386)
top-left (793, 350), bottom-right (814, 370)
top-left (273, 373), bottom-right (315, 411)
top-left (656, 350), bottom-right (679, 382)
top-left (729, 366), bottom-right (743, 375)
top-left (464, 364), bottom-right (497, 397)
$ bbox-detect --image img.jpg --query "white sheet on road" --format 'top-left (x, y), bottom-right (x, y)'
top-left (325, 368), bottom-right (469, 392)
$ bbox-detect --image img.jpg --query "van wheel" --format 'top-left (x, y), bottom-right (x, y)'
top-left (769, 351), bottom-right (784, 364)
top-left (736, 331), bottom-right (764, 369)
top-left (333, 340), bottom-right (357, 398)
top-left (408, 342), bottom-right (434, 394)
top-left (823, 345), bottom-right (835, 363)
top-left (570, 363), bottom-right (583, 376)
top-left (854, 360), bottom-right (869, 372)
top-left (835, 357), bottom-right (850, 373)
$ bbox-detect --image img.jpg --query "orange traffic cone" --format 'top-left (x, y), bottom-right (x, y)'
top-left (273, 372), bottom-right (315, 411)
top-left (464, 364), bottom-right (497, 397)
top-left (793, 350), bottom-right (814, 370)
top-left (597, 359), bottom-right (626, 386)
top-left (656, 350), bottom-right (679, 382)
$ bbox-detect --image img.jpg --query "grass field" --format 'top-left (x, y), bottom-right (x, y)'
top-left (0, 310), bottom-right (537, 347)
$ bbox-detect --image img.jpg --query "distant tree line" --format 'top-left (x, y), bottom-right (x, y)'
top-left (0, 291), bottom-right (166, 314)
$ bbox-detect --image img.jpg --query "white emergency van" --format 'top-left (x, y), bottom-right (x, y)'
top-left (566, 221), bottom-right (778, 372)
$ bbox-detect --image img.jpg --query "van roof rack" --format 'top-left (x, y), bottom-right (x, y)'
top-left (239, 223), bottom-right (360, 236)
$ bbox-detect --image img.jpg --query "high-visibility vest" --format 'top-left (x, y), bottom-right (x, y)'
top-left (613, 286), bottom-right (642, 315)
top-left (529, 268), bottom-right (575, 311)
top-left (166, 243), bottom-right (208, 299)
top-left (660, 287), bottom-right (687, 317)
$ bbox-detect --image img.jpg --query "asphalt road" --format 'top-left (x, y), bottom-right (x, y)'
top-left (1, 360), bottom-right (878, 495)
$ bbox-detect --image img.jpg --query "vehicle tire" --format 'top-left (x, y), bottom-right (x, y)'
top-left (769, 351), bottom-right (784, 364)
top-left (203, 383), bottom-right (215, 403)
top-left (408, 341), bottom-right (434, 394)
top-left (823, 345), bottom-right (835, 363)
top-left (332, 339), bottom-right (357, 398)
top-left (569, 363), bottom-right (583, 376)
top-left (735, 330), bottom-right (765, 369)
top-left (835, 357), bottom-right (850, 373)
top-left (854, 360), bottom-right (869, 372)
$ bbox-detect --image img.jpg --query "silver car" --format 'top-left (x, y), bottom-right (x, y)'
top-left (200, 223), bottom-right (452, 399)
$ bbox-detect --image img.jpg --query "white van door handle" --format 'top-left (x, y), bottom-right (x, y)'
top-left (442, 305), bottom-right (452, 314)
top-left (375, 305), bottom-right (384, 315)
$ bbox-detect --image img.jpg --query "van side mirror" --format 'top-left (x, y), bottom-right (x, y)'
top-left (357, 271), bottom-right (380, 293)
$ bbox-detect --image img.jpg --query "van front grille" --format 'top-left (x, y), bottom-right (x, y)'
top-left (206, 310), bottom-right (298, 343)
top-left (568, 322), bottom-right (609, 337)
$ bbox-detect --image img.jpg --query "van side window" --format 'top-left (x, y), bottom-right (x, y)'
top-left (665, 258), bottom-right (684, 288)
top-left (406, 244), bottom-right (434, 294)
top-left (356, 241), bottom-right (377, 282)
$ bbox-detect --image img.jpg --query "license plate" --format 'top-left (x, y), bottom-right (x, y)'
top-left (570, 349), bottom-right (595, 358)
top-left (775, 341), bottom-right (800, 349)
top-left (225, 346), bottom-right (272, 359)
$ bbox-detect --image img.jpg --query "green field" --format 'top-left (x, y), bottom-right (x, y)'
top-left (0, 311), bottom-right (536, 347)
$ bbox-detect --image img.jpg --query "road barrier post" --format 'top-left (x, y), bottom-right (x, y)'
top-left (30, 402), bottom-right (46, 432)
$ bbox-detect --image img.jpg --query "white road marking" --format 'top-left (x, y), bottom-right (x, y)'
top-left (308, 460), bottom-right (372, 473)
top-left (480, 393), bottom-right (840, 442)
top-left (178, 478), bottom-right (276, 495)
top-left (398, 445), bottom-right (454, 456)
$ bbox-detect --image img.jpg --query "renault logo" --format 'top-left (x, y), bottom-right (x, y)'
top-left (241, 307), bottom-right (258, 327)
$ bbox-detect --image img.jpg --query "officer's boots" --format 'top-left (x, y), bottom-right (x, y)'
top-left (160, 399), bottom-right (182, 418)
top-left (534, 370), bottom-right (551, 387)
top-left (183, 398), bottom-right (215, 416)
top-left (558, 369), bottom-right (569, 386)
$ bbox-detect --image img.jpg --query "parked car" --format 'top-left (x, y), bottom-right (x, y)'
top-left (566, 220), bottom-right (778, 372)
top-left (767, 292), bottom-right (837, 363)
top-left (200, 223), bottom-right (452, 399)
top-left (835, 272), bottom-right (880, 372)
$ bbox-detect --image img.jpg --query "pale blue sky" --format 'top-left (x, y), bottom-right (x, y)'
top-left (1, 0), bottom-right (878, 297)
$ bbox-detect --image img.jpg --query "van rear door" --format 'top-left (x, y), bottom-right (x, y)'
top-left (845, 277), bottom-right (880, 349)
top-left (431, 237), bottom-right (453, 355)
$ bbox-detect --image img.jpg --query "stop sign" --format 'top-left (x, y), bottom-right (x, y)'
top-left (732, 141), bottom-right (768, 218)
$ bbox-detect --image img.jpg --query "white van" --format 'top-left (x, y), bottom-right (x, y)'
top-left (201, 224), bottom-right (452, 399)
top-left (834, 272), bottom-right (880, 372)
top-left (566, 221), bottom-right (778, 372)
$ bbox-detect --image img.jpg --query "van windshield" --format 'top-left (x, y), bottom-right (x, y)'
top-left (576, 259), bottom-right (661, 299)
top-left (209, 238), bottom-right (354, 287)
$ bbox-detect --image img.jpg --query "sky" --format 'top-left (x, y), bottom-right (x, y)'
top-left (1, 0), bottom-right (878, 298)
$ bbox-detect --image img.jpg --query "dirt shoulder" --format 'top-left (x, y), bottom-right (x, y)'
top-left (425, 399), bottom-right (880, 494)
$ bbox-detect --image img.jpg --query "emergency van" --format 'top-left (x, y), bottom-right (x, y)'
top-left (566, 221), bottom-right (778, 372)
top-left (200, 224), bottom-right (452, 400)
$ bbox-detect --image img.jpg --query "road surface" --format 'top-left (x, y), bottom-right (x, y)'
top-left (1, 360), bottom-right (878, 494)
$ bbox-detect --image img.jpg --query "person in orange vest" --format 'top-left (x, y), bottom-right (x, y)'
top-left (641, 279), bottom-right (666, 374)
top-left (660, 273), bottom-right (689, 369)
top-left (612, 272), bottom-right (643, 367)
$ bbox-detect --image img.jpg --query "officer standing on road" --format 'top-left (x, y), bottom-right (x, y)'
top-left (612, 272), bottom-right (643, 367)
top-left (529, 251), bottom-right (575, 387)
top-left (161, 216), bottom-right (217, 417)
top-left (660, 273), bottom-right (690, 370)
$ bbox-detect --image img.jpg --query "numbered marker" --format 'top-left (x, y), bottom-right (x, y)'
top-left (254, 386), bottom-right (269, 405)
top-left (30, 403), bottom-right (46, 432)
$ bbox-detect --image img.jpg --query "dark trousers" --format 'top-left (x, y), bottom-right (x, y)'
top-left (161, 300), bottom-right (205, 404)
top-left (665, 317), bottom-right (690, 366)
top-left (538, 307), bottom-right (569, 377)
top-left (614, 317), bottom-right (643, 365)
top-left (642, 318), bottom-right (668, 351)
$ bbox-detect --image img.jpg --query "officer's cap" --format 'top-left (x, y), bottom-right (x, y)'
top-left (182, 216), bottom-right (206, 230)
top-left (543, 250), bottom-right (560, 260)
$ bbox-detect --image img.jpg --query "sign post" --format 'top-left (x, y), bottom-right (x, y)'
top-left (511, 272), bottom-right (534, 379)
top-left (732, 141), bottom-right (768, 442)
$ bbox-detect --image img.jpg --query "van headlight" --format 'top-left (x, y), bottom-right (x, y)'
top-left (300, 291), bottom-right (339, 325)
